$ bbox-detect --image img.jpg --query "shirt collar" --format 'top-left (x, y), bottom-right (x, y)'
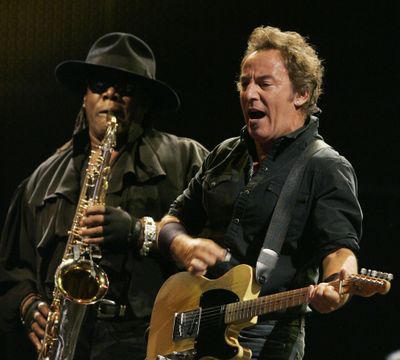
top-left (240, 116), bottom-right (320, 160)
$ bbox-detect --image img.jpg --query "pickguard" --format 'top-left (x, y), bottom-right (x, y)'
top-left (196, 288), bottom-right (239, 359)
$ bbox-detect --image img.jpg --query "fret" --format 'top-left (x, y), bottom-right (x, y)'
top-left (225, 287), bottom-right (310, 324)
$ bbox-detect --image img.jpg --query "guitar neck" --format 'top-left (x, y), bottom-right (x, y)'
top-left (224, 270), bottom-right (392, 324)
top-left (224, 287), bottom-right (310, 324)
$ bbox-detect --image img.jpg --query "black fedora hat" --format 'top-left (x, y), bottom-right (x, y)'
top-left (55, 32), bottom-right (180, 112)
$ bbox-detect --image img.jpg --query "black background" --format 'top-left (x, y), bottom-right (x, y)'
top-left (0, 1), bottom-right (399, 359)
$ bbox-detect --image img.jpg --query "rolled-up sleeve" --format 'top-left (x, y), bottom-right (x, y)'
top-left (310, 155), bottom-right (362, 261)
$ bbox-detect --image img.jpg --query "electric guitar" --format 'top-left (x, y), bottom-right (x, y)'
top-left (146, 264), bottom-right (392, 360)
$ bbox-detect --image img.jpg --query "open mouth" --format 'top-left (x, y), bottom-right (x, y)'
top-left (248, 109), bottom-right (266, 120)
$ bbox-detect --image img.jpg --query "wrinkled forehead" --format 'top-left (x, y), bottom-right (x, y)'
top-left (240, 49), bottom-right (289, 80)
top-left (242, 49), bottom-right (286, 68)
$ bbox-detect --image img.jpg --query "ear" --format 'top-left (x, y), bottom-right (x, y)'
top-left (294, 90), bottom-right (310, 107)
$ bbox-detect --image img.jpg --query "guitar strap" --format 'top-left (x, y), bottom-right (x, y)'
top-left (255, 138), bottom-right (330, 285)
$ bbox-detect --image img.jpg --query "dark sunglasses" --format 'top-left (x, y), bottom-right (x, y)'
top-left (87, 79), bottom-right (136, 97)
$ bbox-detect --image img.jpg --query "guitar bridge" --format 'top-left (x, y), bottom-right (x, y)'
top-left (173, 309), bottom-right (201, 340)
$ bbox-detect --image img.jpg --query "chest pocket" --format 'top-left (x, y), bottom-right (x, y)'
top-left (237, 179), bottom-right (283, 259)
top-left (242, 179), bottom-right (282, 227)
top-left (202, 172), bottom-right (245, 225)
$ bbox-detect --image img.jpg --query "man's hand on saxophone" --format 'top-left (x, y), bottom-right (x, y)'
top-left (80, 204), bottom-right (148, 252)
top-left (20, 293), bottom-right (49, 352)
top-left (80, 204), bottom-right (133, 249)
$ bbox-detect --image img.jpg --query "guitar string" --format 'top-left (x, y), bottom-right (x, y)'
top-left (178, 291), bottom-right (309, 329)
top-left (175, 277), bottom-right (381, 331)
top-left (183, 298), bottom-right (308, 330)
top-left (181, 278), bottom-right (346, 325)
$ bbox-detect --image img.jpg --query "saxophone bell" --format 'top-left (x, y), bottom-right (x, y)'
top-left (55, 258), bottom-right (109, 304)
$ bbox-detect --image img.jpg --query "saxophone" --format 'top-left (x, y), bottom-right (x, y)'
top-left (38, 115), bottom-right (118, 360)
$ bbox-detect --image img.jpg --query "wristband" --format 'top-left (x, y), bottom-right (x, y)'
top-left (158, 222), bottom-right (186, 257)
top-left (139, 216), bottom-right (156, 256)
top-left (128, 218), bottom-right (142, 245)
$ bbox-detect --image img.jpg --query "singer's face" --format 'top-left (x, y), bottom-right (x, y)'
top-left (83, 78), bottom-right (148, 144)
top-left (239, 49), bottom-right (307, 150)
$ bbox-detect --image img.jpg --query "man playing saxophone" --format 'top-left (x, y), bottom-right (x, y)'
top-left (0, 32), bottom-right (208, 360)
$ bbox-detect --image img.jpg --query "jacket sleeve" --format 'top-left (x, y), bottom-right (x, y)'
top-left (0, 178), bottom-right (38, 331)
top-left (179, 137), bottom-right (209, 185)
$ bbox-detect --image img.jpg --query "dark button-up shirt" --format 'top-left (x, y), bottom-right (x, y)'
top-left (169, 117), bottom-right (362, 299)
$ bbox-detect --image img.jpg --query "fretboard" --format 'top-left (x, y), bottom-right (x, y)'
top-left (224, 287), bottom-right (310, 323)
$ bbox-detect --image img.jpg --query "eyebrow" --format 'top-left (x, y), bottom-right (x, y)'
top-left (240, 74), bottom-right (275, 82)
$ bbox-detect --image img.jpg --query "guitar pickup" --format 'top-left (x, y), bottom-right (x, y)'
top-left (173, 309), bottom-right (202, 340)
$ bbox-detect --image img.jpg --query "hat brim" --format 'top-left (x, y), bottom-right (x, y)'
top-left (55, 61), bottom-right (180, 112)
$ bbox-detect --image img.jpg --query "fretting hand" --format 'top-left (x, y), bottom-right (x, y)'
top-left (309, 269), bottom-right (350, 313)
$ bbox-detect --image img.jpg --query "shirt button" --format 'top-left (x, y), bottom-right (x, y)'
top-left (233, 218), bottom-right (240, 224)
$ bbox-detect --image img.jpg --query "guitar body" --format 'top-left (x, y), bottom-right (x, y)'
top-left (146, 264), bottom-right (260, 360)
top-left (146, 263), bottom-right (392, 360)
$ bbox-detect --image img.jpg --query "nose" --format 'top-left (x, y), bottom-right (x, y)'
top-left (242, 81), bottom-right (259, 102)
top-left (102, 86), bottom-right (121, 101)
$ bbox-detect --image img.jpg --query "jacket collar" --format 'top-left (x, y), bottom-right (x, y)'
top-left (106, 131), bottom-right (167, 193)
top-left (42, 126), bottom-right (166, 204)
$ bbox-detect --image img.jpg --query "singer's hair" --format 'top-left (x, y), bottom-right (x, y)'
top-left (237, 26), bottom-right (324, 116)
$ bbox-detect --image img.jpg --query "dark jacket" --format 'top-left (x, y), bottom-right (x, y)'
top-left (0, 124), bottom-right (209, 330)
